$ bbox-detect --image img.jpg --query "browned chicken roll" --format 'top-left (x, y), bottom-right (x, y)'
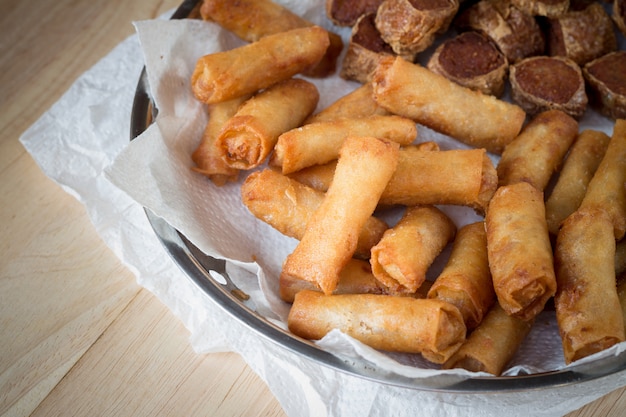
top-left (455, 0), bottom-right (545, 64)
top-left (427, 31), bottom-right (508, 97)
top-left (546, 2), bottom-right (617, 66)
top-left (583, 51), bottom-right (626, 120)
top-left (509, 55), bottom-right (587, 118)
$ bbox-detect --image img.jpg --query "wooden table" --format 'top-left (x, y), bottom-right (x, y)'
top-left (1, 0), bottom-right (625, 416)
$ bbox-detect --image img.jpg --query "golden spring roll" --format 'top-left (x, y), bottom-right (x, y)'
top-left (288, 290), bottom-right (466, 363)
top-left (443, 303), bottom-right (534, 376)
top-left (279, 258), bottom-right (388, 303)
top-left (370, 206), bottom-right (456, 295)
top-left (497, 110), bottom-right (579, 190)
top-left (304, 82), bottom-right (389, 124)
top-left (271, 115), bottom-right (417, 174)
top-left (428, 222), bottom-right (495, 330)
top-left (287, 160), bottom-right (337, 192)
top-left (199, 0), bottom-right (343, 78)
top-left (554, 208), bottom-right (625, 364)
top-left (287, 141), bottom-right (442, 193)
top-left (578, 119), bottom-right (626, 240)
top-left (191, 95), bottom-right (251, 185)
top-left (191, 26), bottom-right (329, 104)
top-left (240, 169), bottom-right (388, 259)
top-left (545, 129), bottom-right (611, 235)
top-left (381, 146), bottom-right (498, 214)
top-left (371, 56), bottom-right (526, 154)
top-left (486, 182), bottom-right (556, 321)
top-left (216, 78), bottom-right (318, 169)
top-left (281, 136), bottom-right (400, 295)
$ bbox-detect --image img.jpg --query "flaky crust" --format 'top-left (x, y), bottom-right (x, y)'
top-left (341, 13), bottom-right (399, 83)
top-left (326, 0), bottom-right (385, 26)
top-left (455, 0), bottom-right (545, 63)
top-left (583, 51), bottom-right (626, 120)
top-left (375, 0), bottom-right (459, 56)
top-left (547, 2), bottom-right (617, 66)
top-left (511, 0), bottom-right (569, 17)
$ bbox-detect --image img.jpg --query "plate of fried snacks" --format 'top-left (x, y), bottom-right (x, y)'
top-left (112, 0), bottom-right (626, 393)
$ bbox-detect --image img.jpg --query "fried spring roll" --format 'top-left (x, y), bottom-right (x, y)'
top-left (288, 290), bottom-right (466, 363)
top-left (304, 82), bottom-right (389, 124)
top-left (191, 95), bottom-right (251, 185)
top-left (286, 141), bottom-right (441, 192)
top-left (191, 26), bottom-right (329, 104)
top-left (271, 115), bottom-right (417, 174)
top-left (216, 78), bottom-right (318, 169)
top-left (555, 208), bottom-right (625, 364)
top-left (371, 56), bottom-right (526, 154)
top-left (578, 119), bottom-right (626, 240)
top-left (443, 303), bottom-right (534, 375)
top-left (281, 136), bottom-right (400, 295)
top-left (286, 144), bottom-right (495, 212)
top-left (486, 182), bottom-right (556, 321)
top-left (287, 160), bottom-right (337, 192)
top-left (370, 206), bottom-right (456, 295)
top-left (381, 146), bottom-right (498, 214)
top-left (199, 0), bottom-right (343, 78)
top-left (497, 110), bottom-right (579, 190)
top-left (240, 169), bottom-right (388, 259)
top-left (428, 222), bottom-right (495, 330)
top-left (279, 258), bottom-right (388, 303)
top-left (545, 129), bottom-right (611, 235)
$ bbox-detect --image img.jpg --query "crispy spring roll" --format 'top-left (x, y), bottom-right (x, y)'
top-left (497, 110), bottom-right (579, 190)
top-left (381, 146), bottom-right (498, 214)
top-left (555, 208), bottom-right (625, 364)
top-left (216, 78), bottom-right (318, 169)
top-left (285, 144), bottom-right (496, 212)
top-left (240, 169), bottom-right (388, 259)
top-left (199, 0), bottom-right (343, 78)
top-left (288, 290), bottom-right (466, 363)
top-left (443, 303), bottom-right (534, 376)
top-left (578, 119), bottom-right (626, 240)
top-left (370, 206), bottom-right (456, 295)
top-left (428, 222), bottom-right (495, 330)
top-left (287, 141), bottom-right (442, 193)
top-left (486, 182), bottom-right (556, 321)
top-left (279, 258), bottom-right (388, 303)
top-left (281, 136), bottom-right (400, 295)
top-left (545, 129), bottom-right (611, 235)
top-left (287, 160), bottom-right (337, 192)
top-left (191, 26), bottom-right (329, 104)
top-left (271, 115), bottom-right (417, 174)
top-left (191, 95), bottom-right (251, 185)
top-left (371, 56), bottom-right (526, 154)
top-left (304, 82), bottom-right (389, 124)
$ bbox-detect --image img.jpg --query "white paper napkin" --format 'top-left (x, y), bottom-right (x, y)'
top-left (20, 1), bottom-right (626, 416)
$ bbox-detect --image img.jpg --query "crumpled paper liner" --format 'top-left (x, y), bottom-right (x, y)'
top-left (19, 1), bottom-right (626, 416)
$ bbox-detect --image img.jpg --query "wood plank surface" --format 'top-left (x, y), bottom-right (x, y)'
top-left (29, 289), bottom-right (286, 417)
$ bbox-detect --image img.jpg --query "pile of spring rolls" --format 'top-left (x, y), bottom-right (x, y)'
top-left (189, 0), bottom-right (626, 376)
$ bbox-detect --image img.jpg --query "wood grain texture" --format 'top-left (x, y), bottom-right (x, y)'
top-left (29, 290), bottom-right (286, 417)
top-left (0, 0), bottom-right (624, 416)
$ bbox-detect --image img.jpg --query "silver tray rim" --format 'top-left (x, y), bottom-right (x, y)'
top-left (130, 0), bottom-right (626, 393)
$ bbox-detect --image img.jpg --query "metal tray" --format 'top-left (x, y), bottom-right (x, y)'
top-left (130, 0), bottom-right (626, 393)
